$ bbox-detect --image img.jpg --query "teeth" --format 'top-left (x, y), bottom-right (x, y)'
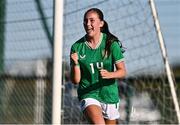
top-left (86, 27), bottom-right (93, 33)
top-left (87, 27), bottom-right (92, 30)
top-left (87, 29), bottom-right (92, 32)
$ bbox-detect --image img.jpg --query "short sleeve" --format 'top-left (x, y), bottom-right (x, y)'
top-left (110, 41), bottom-right (124, 64)
top-left (70, 44), bottom-right (76, 66)
top-left (70, 45), bottom-right (76, 54)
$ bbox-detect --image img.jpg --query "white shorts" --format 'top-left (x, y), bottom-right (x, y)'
top-left (80, 98), bottom-right (120, 120)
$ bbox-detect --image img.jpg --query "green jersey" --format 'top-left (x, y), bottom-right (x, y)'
top-left (70, 33), bottom-right (124, 103)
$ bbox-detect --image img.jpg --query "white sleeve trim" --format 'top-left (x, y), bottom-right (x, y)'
top-left (115, 58), bottom-right (124, 64)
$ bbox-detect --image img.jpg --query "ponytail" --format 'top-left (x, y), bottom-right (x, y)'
top-left (84, 8), bottom-right (125, 57)
top-left (101, 21), bottom-right (125, 57)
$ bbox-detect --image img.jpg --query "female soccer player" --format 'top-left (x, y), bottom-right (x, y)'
top-left (70, 8), bottom-right (126, 124)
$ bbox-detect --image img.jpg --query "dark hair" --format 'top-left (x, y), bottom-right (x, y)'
top-left (84, 8), bottom-right (125, 57)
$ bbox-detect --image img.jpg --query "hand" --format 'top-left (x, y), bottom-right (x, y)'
top-left (70, 52), bottom-right (79, 64)
top-left (99, 69), bottom-right (111, 79)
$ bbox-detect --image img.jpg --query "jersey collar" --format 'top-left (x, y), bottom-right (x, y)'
top-left (84, 33), bottom-right (103, 49)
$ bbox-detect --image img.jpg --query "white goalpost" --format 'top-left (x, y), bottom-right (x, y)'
top-left (1, 0), bottom-right (180, 124)
top-left (52, 0), bottom-right (63, 124)
top-left (62, 0), bottom-right (180, 124)
top-left (149, 0), bottom-right (180, 123)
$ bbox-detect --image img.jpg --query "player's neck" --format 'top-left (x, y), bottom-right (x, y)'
top-left (87, 32), bottom-right (101, 44)
top-left (86, 33), bottom-right (102, 49)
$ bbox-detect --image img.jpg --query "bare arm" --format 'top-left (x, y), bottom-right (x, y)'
top-left (99, 61), bottom-right (126, 79)
top-left (70, 53), bottom-right (81, 84)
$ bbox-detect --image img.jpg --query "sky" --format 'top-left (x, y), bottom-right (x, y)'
top-left (62, 0), bottom-right (180, 76)
top-left (2, 0), bottom-right (180, 76)
top-left (155, 0), bottom-right (180, 66)
top-left (63, 0), bottom-right (180, 68)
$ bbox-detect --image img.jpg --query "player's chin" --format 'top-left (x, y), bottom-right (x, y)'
top-left (86, 30), bottom-right (94, 36)
top-left (86, 33), bottom-right (94, 38)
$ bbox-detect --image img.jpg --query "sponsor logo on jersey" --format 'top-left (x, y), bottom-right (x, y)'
top-left (80, 54), bottom-right (86, 59)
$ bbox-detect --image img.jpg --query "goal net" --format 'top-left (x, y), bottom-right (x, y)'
top-left (0, 0), bottom-right (53, 124)
top-left (62, 0), bottom-right (179, 124)
top-left (0, 0), bottom-right (179, 124)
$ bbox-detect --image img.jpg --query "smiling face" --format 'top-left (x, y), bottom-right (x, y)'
top-left (83, 11), bottom-right (104, 38)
